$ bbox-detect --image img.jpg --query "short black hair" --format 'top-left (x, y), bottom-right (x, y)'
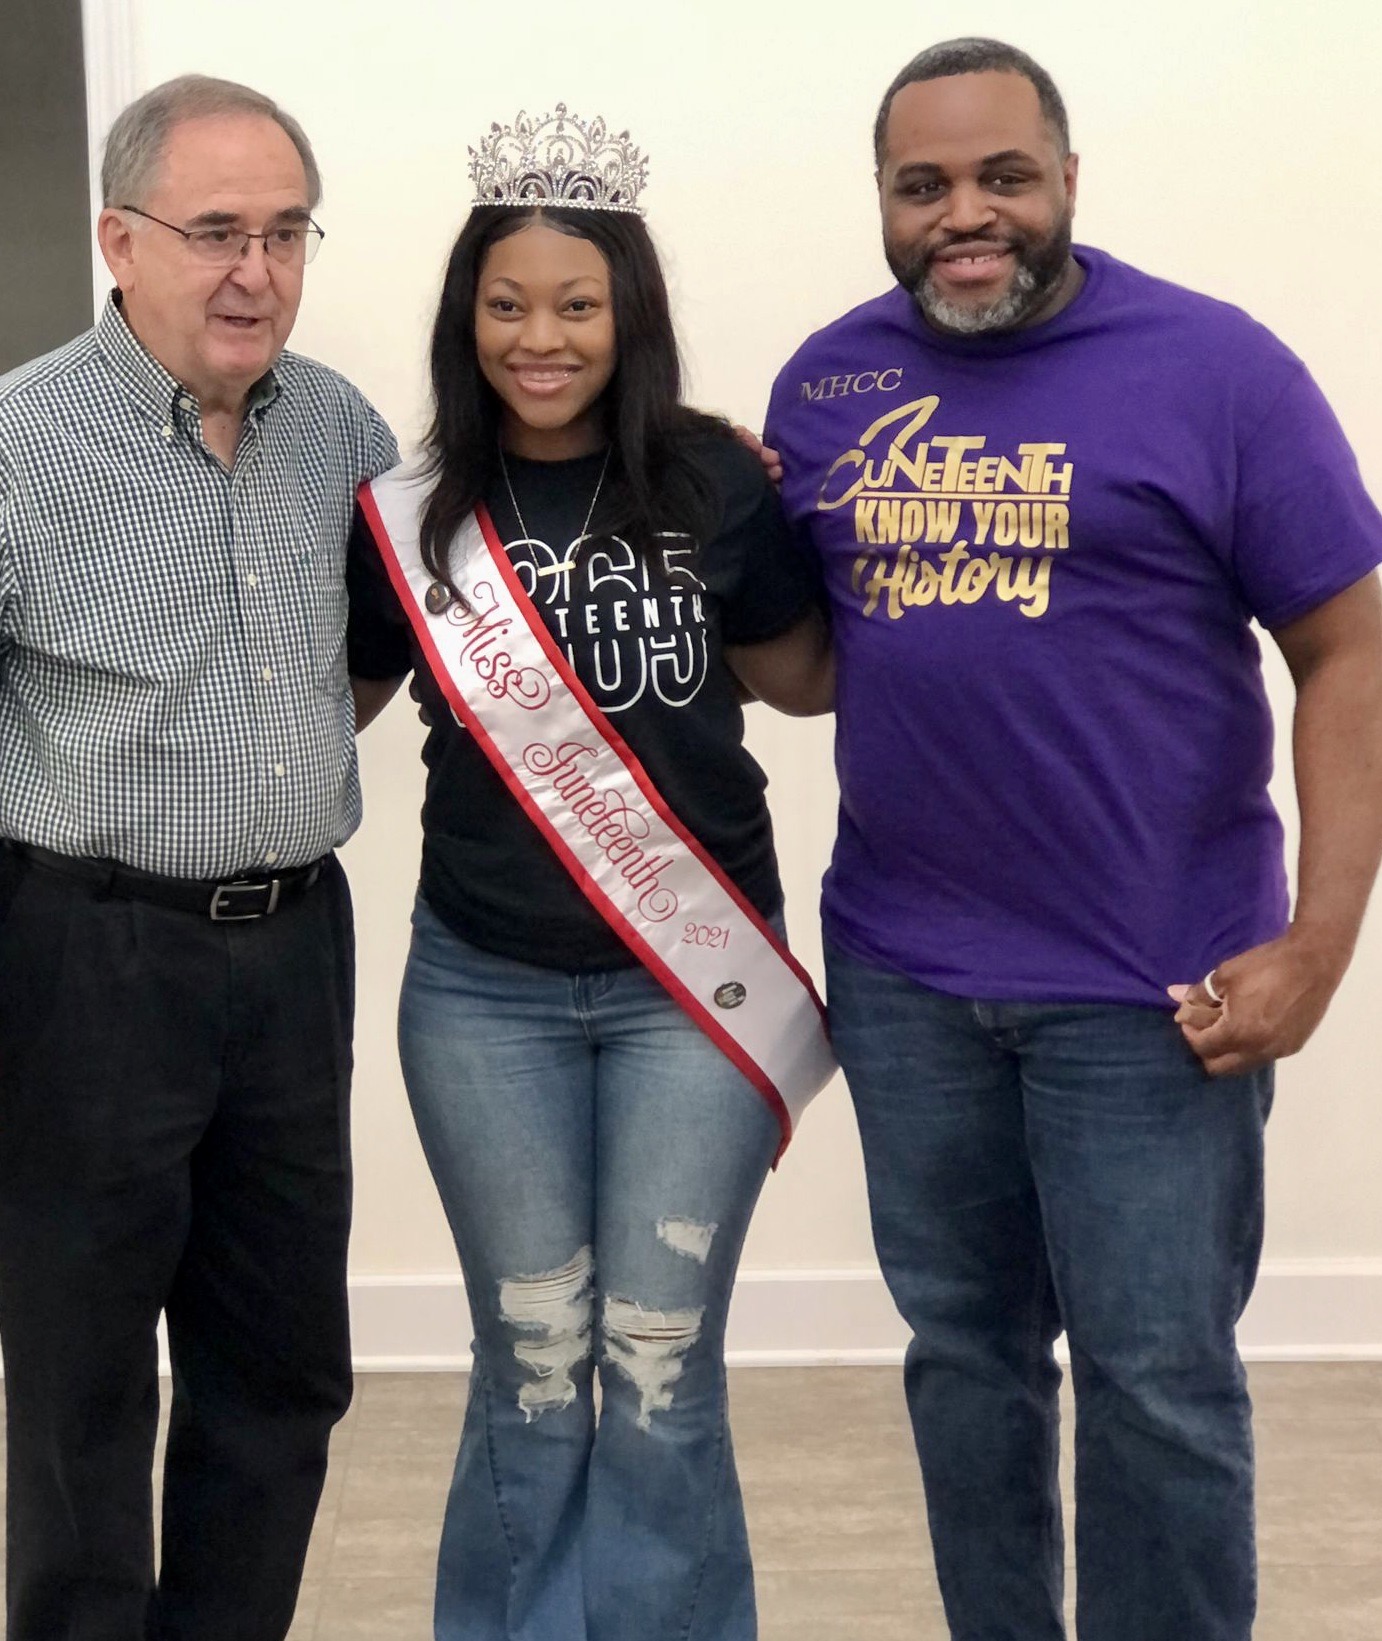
top-left (873, 37), bottom-right (1071, 166)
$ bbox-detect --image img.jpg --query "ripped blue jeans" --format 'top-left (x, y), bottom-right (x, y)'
top-left (398, 896), bottom-right (781, 1641)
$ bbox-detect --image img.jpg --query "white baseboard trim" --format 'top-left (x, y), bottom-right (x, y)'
top-left (348, 1258), bottom-right (1382, 1371)
top-left (3, 1260), bottom-right (1378, 1383)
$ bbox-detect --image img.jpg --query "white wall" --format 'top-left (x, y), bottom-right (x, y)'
top-left (91, 0), bottom-right (1382, 1357)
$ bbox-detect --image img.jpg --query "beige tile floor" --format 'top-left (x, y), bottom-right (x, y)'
top-left (2, 1363), bottom-right (1382, 1638)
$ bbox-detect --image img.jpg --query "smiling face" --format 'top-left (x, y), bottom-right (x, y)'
top-left (97, 112), bottom-right (310, 413)
top-left (474, 221), bottom-right (618, 460)
top-left (878, 71), bottom-right (1079, 335)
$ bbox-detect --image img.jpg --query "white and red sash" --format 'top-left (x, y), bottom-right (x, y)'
top-left (359, 462), bottom-right (836, 1155)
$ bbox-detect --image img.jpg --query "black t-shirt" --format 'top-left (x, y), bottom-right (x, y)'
top-left (347, 432), bottom-right (820, 970)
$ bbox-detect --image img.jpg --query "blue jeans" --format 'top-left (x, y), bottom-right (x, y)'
top-left (824, 941), bottom-right (1273, 1641)
top-left (399, 897), bottom-right (781, 1641)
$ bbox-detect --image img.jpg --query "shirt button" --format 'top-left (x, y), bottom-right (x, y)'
top-left (273, 762), bottom-right (285, 777)
top-left (261, 665), bottom-right (273, 683)
top-left (161, 425), bottom-right (173, 440)
top-left (246, 572), bottom-right (259, 589)
top-left (265, 848), bottom-right (280, 865)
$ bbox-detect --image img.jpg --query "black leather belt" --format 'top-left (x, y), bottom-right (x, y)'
top-left (1, 839), bottom-right (327, 921)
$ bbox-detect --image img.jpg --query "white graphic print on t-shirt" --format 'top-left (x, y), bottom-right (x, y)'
top-left (507, 531), bottom-right (709, 713)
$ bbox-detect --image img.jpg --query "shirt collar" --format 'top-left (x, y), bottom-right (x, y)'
top-left (95, 291), bottom-right (283, 429)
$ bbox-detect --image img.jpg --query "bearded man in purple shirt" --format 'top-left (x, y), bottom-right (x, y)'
top-left (764, 37), bottom-right (1382, 1641)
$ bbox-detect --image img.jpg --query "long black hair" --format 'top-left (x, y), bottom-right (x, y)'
top-left (420, 205), bottom-right (726, 594)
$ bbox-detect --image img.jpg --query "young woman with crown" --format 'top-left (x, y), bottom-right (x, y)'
top-left (347, 104), bottom-right (834, 1641)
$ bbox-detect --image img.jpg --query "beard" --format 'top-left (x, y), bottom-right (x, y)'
top-left (888, 212), bottom-right (1074, 335)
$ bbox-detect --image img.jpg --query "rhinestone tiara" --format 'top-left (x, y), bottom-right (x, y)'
top-left (468, 104), bottom-right (649, 216)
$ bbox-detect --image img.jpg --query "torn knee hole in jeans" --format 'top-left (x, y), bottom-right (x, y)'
top-left (656, 1215), bottom-right (718, 1264)
top-left (602, 1295), bottom-right (704, 1431)
top-left (497, 1245), bottom-right (594, 1422)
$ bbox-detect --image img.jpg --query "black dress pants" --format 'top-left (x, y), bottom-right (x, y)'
top-left (0, 849), bottom-right (355, 1641)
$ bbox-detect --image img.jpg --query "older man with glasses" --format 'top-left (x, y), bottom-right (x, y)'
top-left (0, 75), bottom-right (395, 1641)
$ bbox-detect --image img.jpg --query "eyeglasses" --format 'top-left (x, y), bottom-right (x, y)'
top-left (120, 205), bottom-right (325, 266)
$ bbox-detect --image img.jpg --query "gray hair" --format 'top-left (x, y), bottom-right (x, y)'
top-left (874, 38), bottom-right (1071, 166)
top-left (101, 74), bottom-right (322, 209)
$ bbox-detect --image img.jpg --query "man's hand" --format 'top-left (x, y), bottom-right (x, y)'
top-left (1167, 926), bottom-right (1349, 1076)
top-left (731, 424), bottom-right (783, 486)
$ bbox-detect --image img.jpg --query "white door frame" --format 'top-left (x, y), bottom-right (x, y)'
top-left (80, 0), bottom-right (142, 320)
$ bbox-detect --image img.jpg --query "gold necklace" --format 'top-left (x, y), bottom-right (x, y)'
top-left (498, 445), bottom-right (610, 549)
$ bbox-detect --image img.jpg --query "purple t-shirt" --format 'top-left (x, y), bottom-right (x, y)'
top-left (766, 246), bottom-right (1382, 1006)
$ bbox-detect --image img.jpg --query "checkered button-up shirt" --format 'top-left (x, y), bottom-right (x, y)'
top-left (0, 296), bottom-right (398, 877)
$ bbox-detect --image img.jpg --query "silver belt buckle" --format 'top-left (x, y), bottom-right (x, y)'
top-left (209, 878), bottom-right (281, 921)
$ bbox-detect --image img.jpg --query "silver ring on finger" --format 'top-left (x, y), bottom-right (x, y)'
top-left (1202, 969), bottom-right (1225, 1006)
